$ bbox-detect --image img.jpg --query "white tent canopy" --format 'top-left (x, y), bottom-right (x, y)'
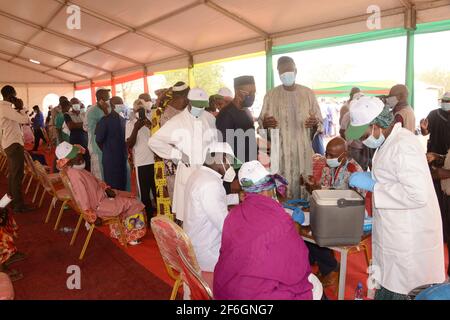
top-left (0, 0), bottom-right (448, 86)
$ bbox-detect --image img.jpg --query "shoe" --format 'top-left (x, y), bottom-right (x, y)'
top-left (128, 240), bottom-right (142, 246)
top-left (4, 252), bottom-right (26, 267)
top-left (13, 205), bottom-right (36, 213)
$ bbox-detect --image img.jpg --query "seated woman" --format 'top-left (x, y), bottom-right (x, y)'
top-left (214, 160), bottom-right (313, 300)
top-left (0, 203), bottom-right (24, 281)
top-left (55, 142), bottom-right (146, 245)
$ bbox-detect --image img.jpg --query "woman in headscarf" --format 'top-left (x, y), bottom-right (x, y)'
top-left (56, 142), bottom-right (146, 245)
top-left (0, 201), bottom-right (24, 281)
top-left (213, 160), bottom-right (313, 300)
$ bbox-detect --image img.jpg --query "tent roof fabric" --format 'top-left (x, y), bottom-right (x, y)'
top-left (0, 0), bottom-right (448, 84)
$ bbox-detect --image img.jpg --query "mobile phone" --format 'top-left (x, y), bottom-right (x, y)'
top-left (138, 108), bottom-right (146, 120)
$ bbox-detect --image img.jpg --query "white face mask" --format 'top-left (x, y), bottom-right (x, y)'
top-left (441, 102), bottom-right (450, 111)
top-left (115, 104), bottom-right (126, 114)
top-left (363, 127), bottom-right (385, 149)
top-left (386, 96), bottom-right (399, 109)
top-left (222, 162), bottom-right (236, 183)
top-left (143, 101), bottom-right (153, 110)
top-left (72, 104), bottom-right (81, 112)
top-left (72, 162), bottom-right (86, 170)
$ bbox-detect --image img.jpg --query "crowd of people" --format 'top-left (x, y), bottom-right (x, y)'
top-left (0, 54), bottom-right (449, 300)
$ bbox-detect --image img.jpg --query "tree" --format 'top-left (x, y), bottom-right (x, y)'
top-left (418, 68), bottom-right (450, 92)
top-left (192, 64), bottom-right (225, 96)
top-left (162, 64), bottom-right (226, 96)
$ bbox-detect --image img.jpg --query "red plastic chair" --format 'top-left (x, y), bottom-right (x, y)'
top-left (151, 216), bottom-right (211, 300)
top-left (177, 247), bottom-right (213, 300)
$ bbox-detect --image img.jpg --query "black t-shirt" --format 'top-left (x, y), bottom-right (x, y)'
top-left (427, 108), bottom-right (450, 154)
top-left (64, 113), bottom-right (87, 147)
top-left (216, 102), bottom-right (257, 163)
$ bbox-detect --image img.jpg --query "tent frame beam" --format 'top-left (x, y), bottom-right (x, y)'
top-left (0, 32), bottom-right (111, 74)
top-left (203, 0), bottom-right (269, 38)
top-left (0, 9), bottom-right (142, 65)
top-left (54, 0), bottom-right (190, 55)
top-left (0, 56), bottom-right (71, 83)
top-left (0, 49), bottom-right (87, 81)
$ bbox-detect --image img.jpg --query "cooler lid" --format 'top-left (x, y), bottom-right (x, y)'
top-left (312, 190), bottom-right (363, 206)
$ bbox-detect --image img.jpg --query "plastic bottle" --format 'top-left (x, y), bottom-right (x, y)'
top-left (60, 227), bottom-right (74, 234)
top-left (355, 282), bottom-right (364, 300)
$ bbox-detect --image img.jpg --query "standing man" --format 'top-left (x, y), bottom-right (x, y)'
top-left (0, 85), bottom-right (33, 212)
top-left (339, 87), bottom-right (361, 125)
top-left (347, 96), bottom-right (445, 299)
top-left (96, 96), bottom-right (129, 191)
top-left (420, 91), bottom-right (450, 253)
top-left (216, 76), bottom-right (257, 164)
top-left (126, 99), bottom-right (157, 221)
top-left (160, 82), bottom-right (190, 201)
top-left (31, 105), bottom-right (47, 151)
top-left (65, 98), bottom-right (90, 171)
top-left (149, 88), bottom-right (217, 222)
top-left (259, 56), bottom-right (323, 199)
top-left (85, 88), bottom-right (110, 180)
top-left (387, 84), bottom-right (416, 133)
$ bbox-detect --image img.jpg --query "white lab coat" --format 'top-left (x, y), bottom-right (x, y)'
top-left (183, 166), bottom-right (229, 272)
top-left (372, 123), bottom-right (445, 295)
top-left (148, 108), bottom-right (217, 221)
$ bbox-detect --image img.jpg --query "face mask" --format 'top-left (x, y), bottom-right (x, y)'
top-left (386, 96), bottom-right (399, 109)
top-left (441, 102), bottom-right (450, 111)
top-left (222, 163), bottom-right (236, 183)
top-left (115, 104), bottom-right (126, 114)
top-left (242, 95), bottom-right (255, 108)
top-left (190, 106), bottom-right (204, 118)
top-left (72, 162), bottom-right (86, 170)
top-left (363, 127), bottom-right (386, 149)
top-left (143, 101), bottom-right (153, 110)
top-left (280, 71), bottom-right (296, 87)
top-left (72, 104), bottom-right (81, 112)
top-left (326, 157), bottom-right (342, 168)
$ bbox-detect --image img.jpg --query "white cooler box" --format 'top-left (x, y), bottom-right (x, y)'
top-left (310, 190), bottom-right (365, 247)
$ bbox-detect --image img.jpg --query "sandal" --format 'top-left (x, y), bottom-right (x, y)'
top-left (1, 265), bottom-right (24, 282)
top-left (6, 268), bottom-right (24, 282)
top-left (128, 240), bottom-right (142, 246)
top-left (4, 252), bottom-right (27, 267)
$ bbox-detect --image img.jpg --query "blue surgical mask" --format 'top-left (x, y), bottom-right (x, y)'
top-left (363, 127), bottom-right (385, 149)
top-left (242, 95), bottom-right (255, 108)
top-left (441, 102), bottom-right (450, 111)
top-left (326, 157), bottom-right (342, 168)
top-left (190, 106), bottom-right (204, 118)
top-left (280, 71), bottom-right (296, 87)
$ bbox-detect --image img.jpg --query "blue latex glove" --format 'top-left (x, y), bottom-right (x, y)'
top-left (292, 208), bottom-right (305, 225)
top-left (349, 172), bottom-right (376, 192)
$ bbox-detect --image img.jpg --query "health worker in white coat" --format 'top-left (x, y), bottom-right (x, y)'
top-left (346, 95), bottom-right (445, 300)
top-left (148, 88), bottom-right (217, 222)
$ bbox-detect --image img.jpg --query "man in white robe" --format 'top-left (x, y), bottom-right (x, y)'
top-left (148, 88), bottom-right (217, 222)
top-left (258, 56), bottom-right (323, 199)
